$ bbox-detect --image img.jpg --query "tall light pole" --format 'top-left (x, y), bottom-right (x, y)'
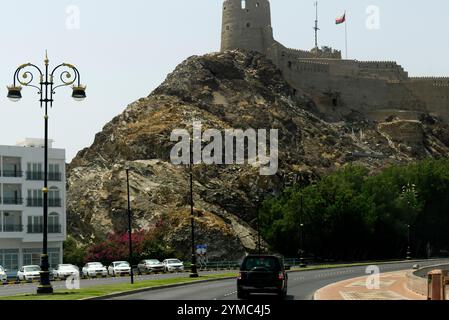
top-left (189, 139), bottom-right (199, 278)
top-left (299, 192), bottom-right (306, 268)
top-left (7, 52), bottom-right (86, 294)
top-left (406, 224), bottom-right (411, 260)
top-left (125, 166), bottom-right (135, 284)
top-left (256, 195), bottom-right (262, 255)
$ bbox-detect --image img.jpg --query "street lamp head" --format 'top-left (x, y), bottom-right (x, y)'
top-left (72, 85), bottom-right (86, 101)
top-left (7, 85), bottom-right (22, 102)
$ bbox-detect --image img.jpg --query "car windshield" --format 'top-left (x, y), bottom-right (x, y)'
top-left (147, 260), bottom-right (160, 264)
top-left (167, 259), bottom-right (181, 264)
top-left (89, 263), bottom-right (103, 267)
top-left (60, 265), bottom-right (75, 270)
top-left (24, 266), bottom-right (41, 272)
top-left (115, 262), bottom-right (129, 266)
top-left (241, 257), bottom-right (281, 271)
top-left (0, 266), bottom-right (4, 272)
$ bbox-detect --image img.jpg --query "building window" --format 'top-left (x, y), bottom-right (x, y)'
top-left (22, 249), bottom-right (41, 266)
top-left (48, 164), bottom-right (61, 181)
top-left (27, 189), bottom-right (43, 207)
top-left (0, 249), bottom-right (19, 272)
top-left (2, 157), bottom-right (22, 178)
top-left (2, 211), bottom-right (22, 232)
top-left (49, 213), bottom-right (61, 233)
top-left (49, 248), bottom-right (60, 268)
top-left (22, 248), bottom-right (60, 268)
top-left (3, 184), bottom-right (22, 205)
top-left (241, 0), bottom-right (246, 9)
top-left (49, 187), bottom-right (62, 207)
top-left (246, 22), bottom-right (251, 28)
top-left (226, 25), bottom-right (230, 31)
top-left (26, 163), bottom-right (43, 180)
top-left (256, 2), bottom-right (260, 7)
top-left (27, 216), bottom-right (43, 234)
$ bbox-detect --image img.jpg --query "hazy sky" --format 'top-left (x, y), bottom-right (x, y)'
top-left (1, 0), bottom-right (448, 161)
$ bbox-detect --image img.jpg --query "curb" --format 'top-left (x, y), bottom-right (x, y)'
top-left (312, 259), bottom-right (449, 300)
top-left (84, 276), bottom-right (237, 300)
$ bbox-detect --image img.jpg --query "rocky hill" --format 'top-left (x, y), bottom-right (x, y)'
top-left (67, 50), bottom-right (449, 260)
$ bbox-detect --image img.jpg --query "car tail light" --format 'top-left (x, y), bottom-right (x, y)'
top-left (278, 272), bottom-right (284, 280)
top-left (237, 272), bottom-right (242, 280)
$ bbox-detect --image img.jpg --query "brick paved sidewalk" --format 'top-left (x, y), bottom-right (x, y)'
top-left (314, 270), bottom-right (426, 300)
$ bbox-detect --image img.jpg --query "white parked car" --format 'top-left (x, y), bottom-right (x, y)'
top-left (53, 264), bottom-right (79, 280)
top-left (17, 265), bottom-right (41, 282)
top-left (82, 262), bottom-right (108, 278)
top-left (0, 266), bottom-right (7, 283)
top-left (108, 261), bottom-right (131, 276)
top-left (162, 259), bottom-right (184, 272)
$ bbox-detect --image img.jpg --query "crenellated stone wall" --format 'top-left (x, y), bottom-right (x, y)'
top-left (221, 0), bottom-right (449, 123)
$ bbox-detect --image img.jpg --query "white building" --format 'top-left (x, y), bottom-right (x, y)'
top-left (0, 138), bottom-right (66, 277)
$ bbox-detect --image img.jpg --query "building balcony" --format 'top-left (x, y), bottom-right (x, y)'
top-left (26, 198), bottom-right (43, 207)
top-left (27, 224), bottom-right (62, 234)
top-left (49, 199), bottom-right (62, 207)
top-left (1, 224), bottom-right (23, 232)
top-left (48, 172), bottom-right (62, 182)
top-left (2, 197), bottom-right (23, 205)
top-left (26, 172), bottom-right (62, 182)
top-left (26, 171), bottom-right (44, 181)
top-left (2, 170), bottom-right (23, 178)
top-left (26, 199), bottom-right (62, 208)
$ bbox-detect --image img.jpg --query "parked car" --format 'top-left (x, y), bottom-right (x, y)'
top-left (137, 259), bottom-right (164, 274)
top-left (53, 264), bottom-right (79, 280)
top-left (17, 265), bottom-right (41, 282)
top-left (0, 266), bottom-right (7, 283)
top-left (82, 262), bottom-right (108, 278)
top-left (108, 261), bottom-right (131, 276)
top-left (162, 259), bottom-right (184, 272)
top-left (237, 255), bottom-right (288, 299)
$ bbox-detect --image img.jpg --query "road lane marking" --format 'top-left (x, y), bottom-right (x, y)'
top-left (224, 291), bottom-right (237, 297)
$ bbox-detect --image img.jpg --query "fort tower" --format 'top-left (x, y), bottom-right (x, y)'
top-left (221, 0), bottom-right (274, 54)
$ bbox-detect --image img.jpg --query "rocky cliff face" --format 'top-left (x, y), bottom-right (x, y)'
top-left (67, 50), bottom-right (449, 260)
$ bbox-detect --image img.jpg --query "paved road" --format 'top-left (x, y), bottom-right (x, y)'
top-left (109, 259), bottom-right (449, 300)
top-left (0, 270), bottom-right (231, 297)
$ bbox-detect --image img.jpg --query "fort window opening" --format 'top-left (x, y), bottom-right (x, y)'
top-left (246, 22), bottom-right (251, 28)
top-left (332, 98), bottom-right (338, 107)
top-left (256, 2), bottom-right (260, 7)
top-left (287, 61), bottom-right (292, 69)
top-left (226, 25), bottom-right (230, 30)
top-left (241, 0), bottom-right (246, 9)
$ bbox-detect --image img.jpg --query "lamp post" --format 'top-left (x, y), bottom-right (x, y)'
top-left (189, 139), bottom-right (199, 278)
top-left (255, 195), bottom-right (262, 255)
top-left (280, 171), bottom-right (307, 267)
top-left (298, 192), bottom-right (306, 268)
top-left (125, 166), bottom-right (135, 284)
top-left (401, 183), bottom-right (417, 261)
top-left (7, 52), bottom-right (86, 294)
top-left (406, 224), bottom-right (411, 260)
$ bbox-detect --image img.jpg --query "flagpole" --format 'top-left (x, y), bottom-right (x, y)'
top-left (345, 11), bottom-right (348, 59)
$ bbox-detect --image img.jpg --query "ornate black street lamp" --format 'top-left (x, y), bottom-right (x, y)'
top-left (125, 166), bottom-right (135, 284)
top-left (189, 139), bottom-right (199, 278)
top-left (7, 52), bottom-right (86, 294)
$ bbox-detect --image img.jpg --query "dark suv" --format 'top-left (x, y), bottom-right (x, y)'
top-left (237, 255), bottom-right (288, 299)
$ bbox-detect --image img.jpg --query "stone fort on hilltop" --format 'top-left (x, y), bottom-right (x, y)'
top-left (221, 0), bottom-right (449, 122)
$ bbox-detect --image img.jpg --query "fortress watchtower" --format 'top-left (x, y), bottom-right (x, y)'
top-left (221, 0), bottom-right (274, 55)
